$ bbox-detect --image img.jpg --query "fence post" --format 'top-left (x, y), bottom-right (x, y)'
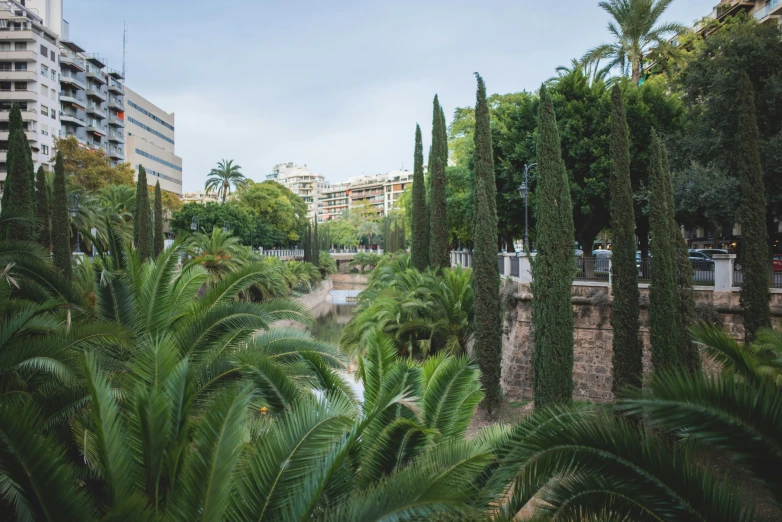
top-left (504, 254), bottom-right (512, 277)
top-left (712, 254), bottom-right (735, 291)
top-left (608, 258), bottom-right (612, 287)
top-left (518, 253), bottom-right (533, 284)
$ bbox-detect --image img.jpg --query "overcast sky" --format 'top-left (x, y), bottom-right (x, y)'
top-left (63, 0), bottom-right (717, 190)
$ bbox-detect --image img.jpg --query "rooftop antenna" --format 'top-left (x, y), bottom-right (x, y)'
top-left (122, 21), bottom-right (127, 79)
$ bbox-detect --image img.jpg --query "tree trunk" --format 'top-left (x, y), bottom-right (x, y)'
top-left (577, 232), bottom-right (597, 279)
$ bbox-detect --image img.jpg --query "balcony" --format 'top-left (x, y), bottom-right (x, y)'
top-left (0, 70), bottom-right (38, 82)
top-left (772, 0), bottom-right (782, 15)
top-left (108, 132), bottom-right (124, 144)
top-left (86, 87), bottom-right (106, 101)
top-left (0, 30), bottom-right (35, 41)
top-left (715, 0), bottom-right (755, 20)
top-left (108, 148), bottom-right (124, 160)
top-left (0, 108), bottom-right (38, 121)
top-left (108, 98), bottom-right (124, 111)
top-left (86, 69), bottom-right (106, 84)
top-left (87, 123), bottom-right (108, 136)
top-left (107, 82), bottom-right (124, 95)
top-left (108, 117), bottom-right (124, 128)
top-left (60, 93), bottom-right (86, 109)
top-left (0, 89), bottom-right (37, 102)
top-left (1, 50), bottom-right (36, 62)
top-left (86, 105), bottom-right (107, 119)
top-left (60, 112), bottom-right (86, 127)
top-left (61, 74), bottom-right (86, 91)
top-left (0, 130), bottom-right (38, 143)
top-left (60, 53), bottom-right (86, 71)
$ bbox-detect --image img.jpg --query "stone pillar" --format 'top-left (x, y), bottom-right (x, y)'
top-left (504, 254), bottom-right (512, 278)
top-left (712, 254), bottom-right (736, 291)
top-left (518, 253), bottom-right (533, 284)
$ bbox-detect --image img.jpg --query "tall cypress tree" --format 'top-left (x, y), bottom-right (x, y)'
top-left (472, 74), bottom-right (502, 412)
top-left (648, 130), bottom-right (679, 373)
top-left (661, 144), bottom-right (699, 372)
top-left (429, 96), bottom-right (449, 270)
top-left (609, 86), bottom-right (642, 396)
top-left (736, 73), bottom-right (770, 342)
top-left (35, 166), bottom-right (50, 251)
top-left (411, 124), bottom-right (429, 271)
top-left (0, 103), bottom-right (35, 240)
top-left (153, 181), bottom-right (164, 257)
top-left (51, 152), bottom-right (71, 280)
top-left (133, 166), bottom-right (153, 261)
top-left (532, 85), bottom-right (576, 408)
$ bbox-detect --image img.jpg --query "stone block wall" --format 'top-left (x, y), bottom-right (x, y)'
top-left (501, 283), bottom-right (782, 402)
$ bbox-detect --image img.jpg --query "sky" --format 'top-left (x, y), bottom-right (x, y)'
top-left (62, 0), bottom-right (717, 191)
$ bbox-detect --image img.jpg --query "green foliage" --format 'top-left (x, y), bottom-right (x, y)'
top-left (204, 158), bottom-right (246, 203)
top-left (429, 96), bottom-right (450, 269)
top-left (342, 254), bottom-right (474, 358)
top-left (471, 74), bottom-right (502, 412)
top-left (51, 152), bottom-right (71, 280)
top-left (171, 202), bottom-right (256, 244)
top-left (609, 85), bottom-right (642, 396)
top-left (672, 162), bottom-right (739, 232)
top-left (133, 166), bottom-right (153, 261)
top-left (0, 103), bottom-right (34, 241)
top-left (411, 124), bottom-right (429, 270)
top-left (153, 181), bottom-right (164, 257)
top-left (648, 131), bottom-right (680, 373)
top-left (237, 180), bottom-right (308, 242)
top-left (532, 85), bottom-right (576, 408)
top-left (317, 250), bottom-right (337, 277)
top-left (736, 73), bottom-right (771, 342)
top-left (676, 17), bottom-right (782, 221)
top-left (35, 166), bottom-right (50, 251)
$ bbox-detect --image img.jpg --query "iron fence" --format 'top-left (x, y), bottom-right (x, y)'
top-left (575, 258), bottom-right (610, 282)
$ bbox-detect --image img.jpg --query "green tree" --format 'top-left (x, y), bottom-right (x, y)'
top-left (204, 158), bottom-right (246, 203)
top-left (429, 96), bottom-right (449, 269)
top-left (446, 166), bottom-right (473, 246)
top-left (51, 152), bottom-right (71, 280)
top-left (133, 165), bottom-right (153, 261)
top-left (237, 181), bottom-right (308, 242)
top-left (676, 17), bottom-right (782, 243)
top-left (54, 136), bottom-right (135, 191)
top-left (171, 202), bottom-right (257, 244)
top-left (532, 85), bottom-right (576, 408)
top-left (582, 0), bottom-right (684, 85)
top-left (471, 74), bottom-right (502, 412)
top-left (672, 162), bottom-right (739, 234)
top-left (736, 73), bottom-right (771, 342)
top-left (648, 130), bottom-right (679, 373)
top-left (153, 181), bottom-right (164, 257)
top-left (609, 85), bottom-right (642, 396)
top-left (35, 166), bottom-right (50, 250)
top-left (411, 124), bottom-right (429, 271)
top-left (0, 103), bottom-right (34, 241)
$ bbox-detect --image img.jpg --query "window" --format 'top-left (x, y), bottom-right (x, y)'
top-left (41, 124), bottom-right (48, 136)
top-left (40, 44), bottom-right (47, 55)
top-left (14, 82), bottom-right (27, 91)
top-left (0, 43), bottom-right (10, 51)
top-left (50, 88), bottom-right (56, 99)
top-left (41, 65), bottom-right (48, 76)
top-left (0, 63), bottom-right (10, 71)
top-left (14, 62), bottom-right (26, 71)
top-left (0, 82), bottom-right (11, 92)
top-left (50, 70), bottom-right (56, 81)
top-left (41, 145), bottom-right (49, 155)
top-left (41, 105), bottom-right (48, 116)
top-left (51, 110), bottom-right (56, 120)
top-left (40, 84), bottom-right (47, 96)
top-left (15, 42), bottom-right (26, 51)
top-left (50, 50), bottom-right (55, 62)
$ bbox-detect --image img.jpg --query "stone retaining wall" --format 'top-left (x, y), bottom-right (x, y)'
top-left (501, 283), bottom-right (782, 402)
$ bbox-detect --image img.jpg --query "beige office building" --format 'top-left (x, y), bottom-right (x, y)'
top-left (124, 86), bottom-right (182, 195)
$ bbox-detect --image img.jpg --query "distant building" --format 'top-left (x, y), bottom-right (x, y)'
top-left (383, 169), bottom-right (413, 215)
top-left (319, 182), bottom-right (349, 221)
top-left (182, 191), bottom-right (219, 205)
top-left (707, 0), bottom-right (781, 26)
top-left (124, 87), bottom-right (182, 195)
top-left (267, 162), bottom-right (326, 219)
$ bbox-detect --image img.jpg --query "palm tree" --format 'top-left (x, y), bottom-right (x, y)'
top-left (358, 220), bottom-right (380, 249)
top-left (204, 159), bottom-right (246, 203)
top-left (186, 227), bottom-right (246, 277)
top-left (582, 0), bottom-right (685, 85)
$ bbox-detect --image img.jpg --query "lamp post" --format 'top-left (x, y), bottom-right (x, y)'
top-left (190, 215), bottom-right (199, 232)
top-left (67, 194), bottom-right (81, 255)
top-left (517, 163), bottom-right (537, 253)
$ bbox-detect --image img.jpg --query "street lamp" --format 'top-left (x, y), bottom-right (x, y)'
top-left (190, 215), bottom-right (199, 232)
top-left (67, 194), bottom-right (82, 255)
top-left (222, 220), bottom-right (230, 233)
top-left (517, 163), bottom-right (537, 253)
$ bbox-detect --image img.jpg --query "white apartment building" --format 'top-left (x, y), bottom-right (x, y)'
top-left (708, 0), bottom-right (781, 25)
top-left (383, 169), bottom-right (413, 215)
top-left (124, 86), bottom-right (183, 195)
top-left (319, 182), bottom-right (349, 221)
top-left (267, 162), bottom-right (327, 219)
top-left (182, 190), bottom-right (219, 205)
top-left (0, 0), bottom-right (59, 190)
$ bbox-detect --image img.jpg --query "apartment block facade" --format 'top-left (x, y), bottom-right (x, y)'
top-left (267, 162), bottom-right (327, 220)
top-left (124, 87), bottom-right (182, 195)
top-left (0, 0), bottom-right (58, 189)
top-left (710, 0), bottom-right (781, 25)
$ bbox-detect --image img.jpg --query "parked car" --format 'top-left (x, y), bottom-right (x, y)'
top-left (774, 255), bottom-right (782, 272)
top-left (695, 248), bottom-right (728, 259)
top-left (688, 250), bottom-right (715, 271)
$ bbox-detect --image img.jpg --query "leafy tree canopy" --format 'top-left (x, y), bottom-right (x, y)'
top-left (54, 136), bottom-right (134, 191)
top-left (237, 180), bottom-right (308, 242)
top-left (171, 202), bottom-right (256, 244)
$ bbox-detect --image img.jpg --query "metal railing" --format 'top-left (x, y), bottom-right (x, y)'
top-left (732, 266), bottom-right (782, 289)
top-left (575, 258), bottom-right (610, 282)
top-left (258, 249), bottom-right (304, 259)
